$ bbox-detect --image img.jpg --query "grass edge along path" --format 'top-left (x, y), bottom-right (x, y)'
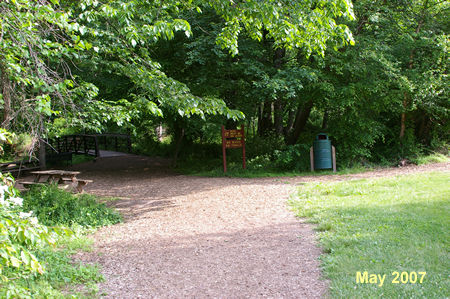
top-left (290, 171), bottom-right (449, 298)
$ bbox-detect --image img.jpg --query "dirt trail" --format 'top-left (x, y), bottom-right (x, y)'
top-left (71, 156), bottom-right (449, 298)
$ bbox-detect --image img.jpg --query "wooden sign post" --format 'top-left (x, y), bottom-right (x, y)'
top-left (221, 125), bottom-right (246, 173)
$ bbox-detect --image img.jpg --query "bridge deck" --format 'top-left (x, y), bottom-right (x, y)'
top-left (89, 150), bottom-right (133, 158)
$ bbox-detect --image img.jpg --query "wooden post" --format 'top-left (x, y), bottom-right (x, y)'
top-left (310, 146), bottom-right (314, 171)
top-left (221, 125), bottom-right (227, 173)
top-left (94, 136), bottom-right (100, 157)
top-left (39, 138), bottom-right (46, 170)
top-left (83, 135), bottom-right (87, 154)
top-left (128, 136), bottom-right (132, 153)
top-left (126, 129), bottom-right (132, 152)
top-left (242, 125), bottom-right (246, 169)
top-left (332, 145), bottom-right (336, 172)
top-left (74, 136), bottom-right (79, 154)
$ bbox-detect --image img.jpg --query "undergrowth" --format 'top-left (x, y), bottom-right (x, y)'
top-left (411, 152), bottom-right (449, 165)
top-left (1, 173), bottom-right (121, 298)
top-left (176, 147), bottom-right (448, 178)
top-left (22, 184), bottom-right (122, 227)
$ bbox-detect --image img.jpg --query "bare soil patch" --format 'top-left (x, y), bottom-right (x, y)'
top-left (70, 156), bottom-right (449, 298)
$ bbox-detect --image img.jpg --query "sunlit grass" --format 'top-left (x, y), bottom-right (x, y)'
top-left (412, 152), bottom-right (449, 165)
top-left (290, 172), bottom-right (450, 298)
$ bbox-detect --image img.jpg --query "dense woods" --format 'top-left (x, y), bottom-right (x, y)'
top-left (1, 0), bottom-right (448, 168)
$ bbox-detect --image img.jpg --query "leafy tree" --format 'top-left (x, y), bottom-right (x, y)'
top-left (0, 0), bottom-right (86, 143)
top-left (1, 0), bottom-right (356, 142)
top-left (288, 0), bottom-right (449, 163)
top-left (154, 0), bottom-right (448, 165)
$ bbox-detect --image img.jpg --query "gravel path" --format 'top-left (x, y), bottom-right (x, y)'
top-left (71, 156), bottom-right (449, 298)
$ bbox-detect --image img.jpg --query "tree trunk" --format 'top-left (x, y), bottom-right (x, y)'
top-left (284, 109), bottom-right (296, 137)
top-left (399, 95), bottom-right (407, 139)
top-left (258, 101), bottom-right (273, 136)
top-left (257, 104), bottom-right (262, 135)
top-left (415, 111), bottom-right (432, 145)
top-left (0, 63), bottom-right (12, 129)
top-left (172, 126), bottom-right (184, 168)
top-left (287, 99), bottom-right (314, 145)
top-left (273, 99), bottom-right (284, 135)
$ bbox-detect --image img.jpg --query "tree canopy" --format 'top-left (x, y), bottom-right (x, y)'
top-left (1, 0), bottom-right (448, 166)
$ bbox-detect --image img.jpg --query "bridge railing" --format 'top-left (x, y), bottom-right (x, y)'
top-left (39, 133), bottom-right (132, 169)
top-left (91, 133), bottom-right (132, 155)
top-left (47, 134), bottom-right (131, 157)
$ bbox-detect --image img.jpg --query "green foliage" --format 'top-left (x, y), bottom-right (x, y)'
top-left (273, 144), bottom-right (310, 171)
top-left (290, 172), bottom-right (450, 298)
top-left (47, 118), bottom-right (80, 138)
top-left (411, 152), bottom-right (449, 165)
top-left (2, 229), bottom-right (104, 298)
top-left (0, 173), bottom-right (72, 297)
top-left (0, 127), bottom-right (17, 167)
top-left (33, 240), bottom-right (104, 297)
top-left (0, 129), bottom-right (15, 158)
top-left (208, 0), bottom-right (355, 56)
top-left (2, 0), bottom-right (357, 153)
top-left (246, 154), bottom-right (272, 171)
top-left (245, 134), bottom-right (284, 156)
top-left (0, 152), bottom-right (114, 298)
top-left (2, 0), bottom-right (447, 170)
top-left (0, 0), bottom-right (84, 137)
top-left (320, 0), bottom-right (449, 163)
top-left (22, 185), bottom-right (122, 228)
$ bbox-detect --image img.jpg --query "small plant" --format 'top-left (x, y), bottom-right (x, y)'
top-left (0, 173), bottom-right (71, 298)
top-left (23, 185), bottom-right (122, 227)
top-left (247, 154), bottom-right (272, 170)
top-left (1, 173), bottom-right (120, 297)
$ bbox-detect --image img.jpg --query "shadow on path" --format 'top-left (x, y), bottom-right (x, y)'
top-left (69, 155), bottom-right (289, 220)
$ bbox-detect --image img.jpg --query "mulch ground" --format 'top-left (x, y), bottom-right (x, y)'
top-left (69, 155), bottom-right (449, 298)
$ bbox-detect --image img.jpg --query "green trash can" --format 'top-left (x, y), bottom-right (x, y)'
top-left (313, 133), bottom-right (332, 169)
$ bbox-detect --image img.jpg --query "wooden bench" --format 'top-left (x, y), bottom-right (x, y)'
top-left (21, 179), bottom-right (92, 193)
top-left (61, 178), bottom-right (93, 193)
top-left (20, 170), bottom-right (93, 193)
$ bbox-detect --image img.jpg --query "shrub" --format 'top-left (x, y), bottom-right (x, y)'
top-left (23, 185), bottom-right (122, 228)
top-left (245, 133), bottom-right (285, 159)
top-left (247, 154), bottom-right (272, 170)
top-left (0, 173), bottom-right (70, 298)
top-left (273, 144), bottom-right (311, 171)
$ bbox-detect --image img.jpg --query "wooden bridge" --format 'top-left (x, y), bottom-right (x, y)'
top-left (46, 134), bottom-right (131, 156)
top-left (40, 133), bottom-right (132, 168)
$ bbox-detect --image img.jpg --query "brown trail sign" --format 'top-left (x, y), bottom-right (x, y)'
top-left (221, 125), bottom-right (246, 173)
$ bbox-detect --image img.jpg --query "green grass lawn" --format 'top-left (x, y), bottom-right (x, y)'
top-left (290, 172), bottom-right (449, 298)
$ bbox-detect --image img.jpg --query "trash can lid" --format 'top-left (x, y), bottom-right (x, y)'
top-left (315, 133), bottom-right (329, 140)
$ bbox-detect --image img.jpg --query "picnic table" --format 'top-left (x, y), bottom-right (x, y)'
top-left (21, 170), bottom-right (92, 193)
